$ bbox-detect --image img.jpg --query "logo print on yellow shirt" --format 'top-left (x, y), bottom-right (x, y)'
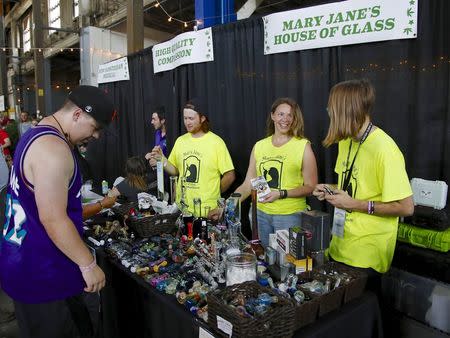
top-left (260, 160), bottom-right (283, 189)
top-left (183, 155), bottom-right (200, 183)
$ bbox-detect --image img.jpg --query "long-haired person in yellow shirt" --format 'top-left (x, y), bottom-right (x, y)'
top-left (313, 79), bottom-right (414, 294)
top-left (235, 98), bottom-right (318, 247)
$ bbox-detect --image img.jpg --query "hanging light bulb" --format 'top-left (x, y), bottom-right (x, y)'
top-left (168, 17), bottom-right (172, 22)
top-left (184, 22), bottom-right (188, 27)
top-left (154, 2), bottom-right (159, 7)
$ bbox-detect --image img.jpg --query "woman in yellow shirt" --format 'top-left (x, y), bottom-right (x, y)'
top-left (313, 79), bottom-right (414, 293)
top-left (235, 97), bottom-right (318, 247)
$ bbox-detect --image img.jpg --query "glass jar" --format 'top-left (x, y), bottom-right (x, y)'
top-left (226, 253), bottom-right (257, 286)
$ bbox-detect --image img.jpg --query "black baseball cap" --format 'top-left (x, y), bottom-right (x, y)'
top-left (184, 97), bottom-right (207, 118)
top-left (68, 85), bottom-right (115, 128)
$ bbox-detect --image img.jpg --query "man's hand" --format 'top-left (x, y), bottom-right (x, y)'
top-left (82, 265), bottom-right (106, 293)
top-left (100, 195), bottom-right (116, 209)
top-left (208, 207), bottom-right (223, 221)
top-left (148, 146), bottom-right (164, 167)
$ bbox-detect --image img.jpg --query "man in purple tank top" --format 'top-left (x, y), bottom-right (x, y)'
top-left (0, 85), bottom-right (114, 338)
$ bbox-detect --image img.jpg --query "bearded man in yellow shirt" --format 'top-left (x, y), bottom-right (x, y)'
top-left (149, 98), bottom-right (235, 217)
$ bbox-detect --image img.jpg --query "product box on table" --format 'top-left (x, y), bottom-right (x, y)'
top-left (207, 281), bottom-right (295, 338)
top-left (300, 210), bottom-right (331, 252)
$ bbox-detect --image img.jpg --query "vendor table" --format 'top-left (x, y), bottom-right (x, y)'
top-left (94, 248), bottom-right (382, 338)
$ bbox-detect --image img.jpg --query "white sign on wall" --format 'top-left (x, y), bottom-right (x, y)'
top-left (152, 27), bottom-right (214, 74)
top-left (97, 57), bottom-right (130, 84)
top-left (263, 0), bottom-right (418, 55)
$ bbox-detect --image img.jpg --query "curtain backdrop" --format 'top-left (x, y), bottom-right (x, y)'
top-left (88, 0), bottom-right (449, 213)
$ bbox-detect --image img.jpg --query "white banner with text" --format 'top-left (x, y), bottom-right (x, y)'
top-left (153, 27), bottom-right (214, 73)
top-left (98, 57), bottom-right (130, 84)
top-left (263, 0), bottom-right (418, 55)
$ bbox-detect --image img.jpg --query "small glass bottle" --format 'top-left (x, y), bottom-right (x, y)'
top-left (101, 180), bottom-right (108, 195)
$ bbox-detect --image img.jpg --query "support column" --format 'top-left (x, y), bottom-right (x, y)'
top-left (32, 0), bottom-right (46, 116)
top-left (0, 0), bottom-right (8, 101)
top-left (196, 0), bottom-right (236, 29)
top-left (43, 58), bottom-right (52, 115)
top-left (127, 0), bottom-right (143, 54)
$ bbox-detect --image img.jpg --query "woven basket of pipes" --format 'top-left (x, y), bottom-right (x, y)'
top-left (207, 281), bottom-right (295, 338)
top-left (113, 202), bottom-right (180, 238)
top-left (316, 262), bottom-right (368, 304)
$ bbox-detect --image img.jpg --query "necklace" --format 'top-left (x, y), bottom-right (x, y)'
top-left (51, 115), bottom-right (69, 140)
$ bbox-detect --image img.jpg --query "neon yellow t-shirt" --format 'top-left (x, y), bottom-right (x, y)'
top-left (329, 128), bottom-right (413, 273)
top-left (168, 132), bottom-right (234, 215)
top-left (254, 136), bottom-right (308, 215)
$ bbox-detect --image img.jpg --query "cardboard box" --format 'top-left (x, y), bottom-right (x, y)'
top-left (289, 226), bottom-right (307, 259)
top-left (286, 254), bottom-right (313, 274)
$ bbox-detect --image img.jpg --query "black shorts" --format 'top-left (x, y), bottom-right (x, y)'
top-left (14, 293), bottom-right (98, 338)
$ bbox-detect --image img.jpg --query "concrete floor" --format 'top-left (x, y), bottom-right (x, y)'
top-left (0, 289), bottom-right (19, 338)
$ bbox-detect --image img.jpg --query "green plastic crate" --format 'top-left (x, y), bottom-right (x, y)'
top-left (397, 222), bottom-right (450, 253)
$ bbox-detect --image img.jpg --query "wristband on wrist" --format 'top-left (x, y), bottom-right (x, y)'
top-left (79, 259), bottom-right (97, 273)
top-left (279, 189), bottom-right (288, 199)
top-left (368, 201), bottom-right (375, 215)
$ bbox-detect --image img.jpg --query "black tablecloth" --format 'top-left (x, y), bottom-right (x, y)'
top-left (95, 249), bottom-right (382, 338)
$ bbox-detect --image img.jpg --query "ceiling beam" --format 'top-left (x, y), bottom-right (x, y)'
top-left (237, 0), bottom-right (263, 20)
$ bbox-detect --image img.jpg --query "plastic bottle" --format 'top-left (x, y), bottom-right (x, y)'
top-left (101, 180), bottom-right (108, 195)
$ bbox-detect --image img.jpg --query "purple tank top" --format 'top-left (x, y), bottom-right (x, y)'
top-left (0, 125), bottom-right (85, 303)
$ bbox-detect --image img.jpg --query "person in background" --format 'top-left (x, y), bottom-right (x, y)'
top-left (31, 115), bottom-right (40, 127)
top-left (3, 115), bottom-right (18, 157)
top-left (18, 111), bottom-right (32, 136)
top-left (313, 79), bottom-right (413, 295)
top-left (108, 156), bottom-right (157, 202)
top-left (0, 127), bottom-right (12, 167)
top-left (0, 85), bottom-right (115, 338)
top-left (149, 98), bottom-right (235, 217)
top-left (151, 106), bottom-right (167, 156)
top-left (234, 97), bottom-right (318, 247)
top-left (82, 195), bottom-right (116, 220)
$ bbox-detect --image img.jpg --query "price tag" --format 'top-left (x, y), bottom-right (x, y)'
top-left (216, 315), bottom-right (233, 337)
top-left (199, 326), bottom-right (216, 338)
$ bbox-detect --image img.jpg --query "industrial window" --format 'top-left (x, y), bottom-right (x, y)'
top-left (22, 15), bottom-right (31, 53)
top-left (48, 0), bottom-right (61, 29)
top-left (73, 0), bottom-right (79, 18)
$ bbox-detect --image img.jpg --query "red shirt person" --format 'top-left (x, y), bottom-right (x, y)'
top-left (0, 128), bottom-right (11, 156)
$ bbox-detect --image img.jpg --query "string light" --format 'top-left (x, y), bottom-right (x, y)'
top-left (343, 55), bottom-right (448, 74)
top-left (168, 17), bottom-right (172, 22)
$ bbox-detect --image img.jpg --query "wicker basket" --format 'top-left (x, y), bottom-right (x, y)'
top-left (113, 202), bottom-right (180, 238)
top-left (207, 281), bottom-right (295, 338)
top-left (293, 290), bottom-right (319, 330)
top-left (297, 271), bottom-right (345, 317)
top-left (323, 262), bottom-right (368, 304)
